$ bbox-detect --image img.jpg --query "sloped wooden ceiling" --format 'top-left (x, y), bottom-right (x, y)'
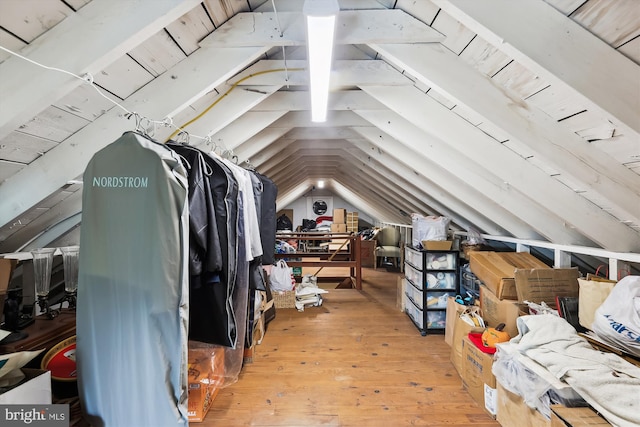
top-left (0, 0), bottom-right (638, 253)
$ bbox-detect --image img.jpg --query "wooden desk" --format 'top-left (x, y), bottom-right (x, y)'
top-left (0, 309), bottom-right (76, 355)
top-left (275, 233), bottom-right (362, 289)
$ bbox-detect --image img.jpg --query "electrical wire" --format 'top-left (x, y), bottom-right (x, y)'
top-left (0, 45), bottom-right (306, 154)
top-left (0, 45), bottom-right (208, 143)
top-left (165, 67), bottom-right (304, 141)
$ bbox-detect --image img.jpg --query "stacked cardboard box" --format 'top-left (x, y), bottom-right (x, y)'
top-left (469, 251), bottom-right (549, 300)
top-left (471, 251), bottom-right (579, 338)
top-left (346, 212), bottom-right (358, 233)
top-left (332, 208), bottom-right (346, 224)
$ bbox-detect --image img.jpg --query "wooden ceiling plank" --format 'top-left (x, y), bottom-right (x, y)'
top-left (361, 84), bottom-right (639, 251)
top-left (52, 84), bottom-right (115, 122)
top-left (128, 30), bottom-right (188, 77)
top-left (283, 127), bottom-right (360, 140)
top-left (335, 164), bottom-right (423, 221)
top-left (199, 10), bottom-right (444, 47)
top-left (616, 35), bottom-right (640, 65)
top-left (254, 0), bottom-right (387, 13)
top-left (337, 143), bottom-right (465, 225)
top-left (268, 110), bottom-right (371, 128)
top-left (331, 180), bottom-right (404, 224)
top-left (253, 90), bottom-right (387, 111)
top-left (356, 104), bottom-right (600, 247)
top-left (373, 43), bottom-right (640, 228)
top-left (0, 0), bottom-right (203, 141)
top-left (0, 0), bottom-right (72, 43)
top-left (0, 45), bottom-right (268, 228)
top-left (208, 110), bottom-right (288, 151)
top-left (16, 105), bottom-right (90, 143)
top-left (351, 123), bottom-right (528, 237)
top-left (234, 128), bottom-right (295, 161)
top-left (165, 6), bottom-right (216, 55)
top-left (276, 179), bottom-right (315, 212)
top-left (570, 0), bottom-right (640, 48)
top-left (243, 137), bottom-right (296, 167)
top-left (432, 0), bottom-right (640, 140)
top-left (345, 137), bottom-right (502, 234)
top-left (231, 59), bottom-right (412, 86)
top-left (0, 131), bottom-right (57, 164)
top-left (458, 35), bottom-right (512, 77)
top-left (91, 55), bottom-right (155, 100)
top-left (172, 84), bottom-right (282, 144)
top-left (430, 8), bottom-right (476, 55)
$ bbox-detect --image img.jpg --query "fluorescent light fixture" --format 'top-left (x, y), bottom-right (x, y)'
top-left (317, 180), bottom-right (325, 188)
top-left (304, 0), bottom-right (339, 123)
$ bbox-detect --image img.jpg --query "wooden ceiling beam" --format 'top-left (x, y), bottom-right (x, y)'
top-left (199, 10), bottom-right (444, 47)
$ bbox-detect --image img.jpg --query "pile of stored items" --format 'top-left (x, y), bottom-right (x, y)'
top-left (446, 249), bottom-right (640, 427)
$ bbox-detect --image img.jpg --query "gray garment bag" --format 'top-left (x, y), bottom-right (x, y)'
top-left (76, 131), bottom-right (189, 427)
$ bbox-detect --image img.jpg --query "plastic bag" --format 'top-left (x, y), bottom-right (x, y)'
top-left (270, 260), bottom-right (295, 291)
top-left (466, 227), bottom-right (486, 245)
top-left (411, 214), bottom-right (450, 247)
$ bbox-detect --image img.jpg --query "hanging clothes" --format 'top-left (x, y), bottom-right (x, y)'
top-left (77, 131), bottom-right (190, 427)
top-left (165, 142), bottom-right (222, 277)
top-left (255, 172), bottom-right (278, 266)
top-left (191, 151), bottom-right (240, 348)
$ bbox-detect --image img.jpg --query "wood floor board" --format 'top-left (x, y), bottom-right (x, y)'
top-left (202, 267), bottom-right (499, 426)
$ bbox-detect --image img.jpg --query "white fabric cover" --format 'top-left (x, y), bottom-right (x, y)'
top-left (591, 275), bottom-right (640, 358)
top-left (507, 314), bottom-right (640, 427)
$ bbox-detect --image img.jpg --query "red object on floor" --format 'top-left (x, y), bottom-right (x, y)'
top-left (468, 332), bottom-right (497, 354)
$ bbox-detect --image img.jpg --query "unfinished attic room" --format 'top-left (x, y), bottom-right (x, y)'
top-left (1, 0), bottom-right (640, 425)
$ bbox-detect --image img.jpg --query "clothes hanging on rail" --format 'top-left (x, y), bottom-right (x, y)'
top-left (77, 131), bottom-right (190, 427)
top-left (256, 173), bottom-right (278, 265)
top-left (167, 142), bottom-right (243, 348)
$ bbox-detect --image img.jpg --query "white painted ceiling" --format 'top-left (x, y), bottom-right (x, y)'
top-left (0, 0), bottom-right (638, 254)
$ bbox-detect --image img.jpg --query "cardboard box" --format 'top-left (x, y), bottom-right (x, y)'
top-left (330, 223), bottom-right (347, 233)
top-left (0, 369), bottom-right (52, 404)
top-left (333, 208), bottom-right (346, 224)
top-left (469, 252), bottom-right (549, 300)
top-left (188, 383), bottom-right (221, 422)
top-left (422, 240), bottom-right (453, 250)
top-left (445, 297), bottom-right (468, 346)
top-left (496, 381), bottom-right (550, 427)
top-left (461, 336), bottom-right (497, 418)
top-left (479, 285), bottom-right (528, 339)
top-left (450, 315), bottom-right (484, 376)
top-left (515, 268), bottom-right (580, 307)
top-left (550, 405), bottom-right (610, 426)
top-left (346, 212), bottom-right (359, 232)
top-left (188, 346), bottom-right (224, 422)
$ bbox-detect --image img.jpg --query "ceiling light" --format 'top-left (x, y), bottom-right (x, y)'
top-left (304, 0), bottom-right (339, 123)
top-left (317, 180), bottom-right (325, 188)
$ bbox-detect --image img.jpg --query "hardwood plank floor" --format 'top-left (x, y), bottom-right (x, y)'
top-left (203, 266), bottom-right (500, 426)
